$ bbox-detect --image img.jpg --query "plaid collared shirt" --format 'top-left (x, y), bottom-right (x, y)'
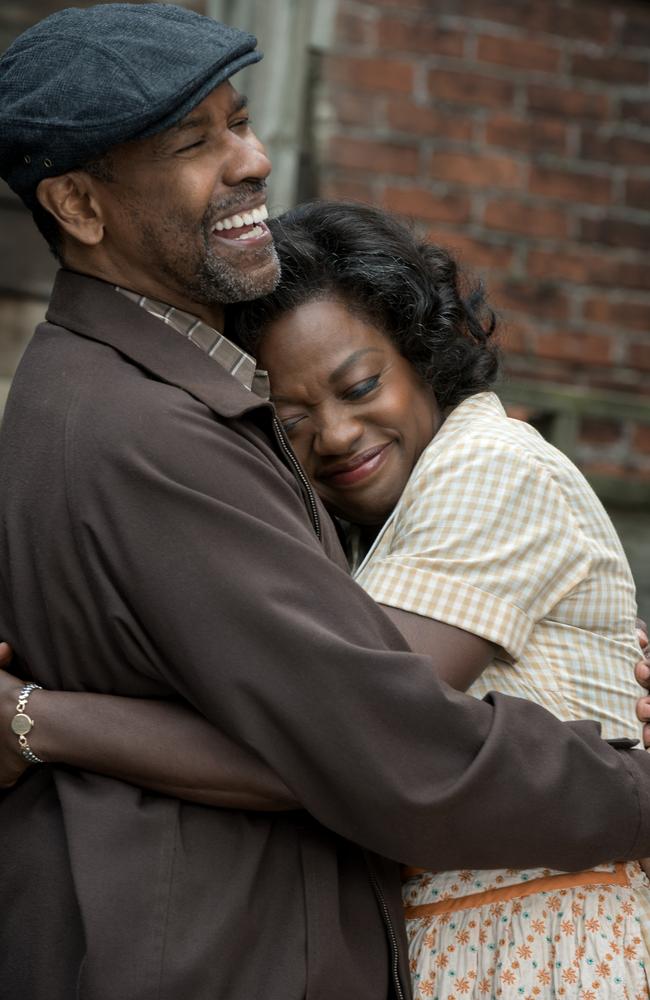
top-left (356, 391), bottom-right (641, 738)
top-left (115, 286), bottom-right (270, 399)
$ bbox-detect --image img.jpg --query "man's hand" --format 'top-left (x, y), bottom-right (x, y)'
top-left (0, 642), bottom-right (30, 788)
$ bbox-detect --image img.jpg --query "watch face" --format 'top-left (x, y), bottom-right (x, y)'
top-left (11, 712), bottom-right (33, 736)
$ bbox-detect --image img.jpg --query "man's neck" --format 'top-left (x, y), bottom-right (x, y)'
top-left (62, 255), bottom-right (225, 331)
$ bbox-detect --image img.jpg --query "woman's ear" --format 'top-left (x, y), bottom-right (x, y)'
top-left (36, 172), bottom-right (105, 247)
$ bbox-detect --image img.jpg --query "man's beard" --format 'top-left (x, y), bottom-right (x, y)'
top-left (139, 184), bottom-right (280, 306)
top-left (190, 220), bottom-right (280, 305)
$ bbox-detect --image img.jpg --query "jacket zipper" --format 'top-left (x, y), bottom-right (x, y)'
top-left (272, 416), bottom-right (321, 541)
top-left (272, 419), bottom-right (402, 997)
top-left (368, 865), bottom-right (406, 1000)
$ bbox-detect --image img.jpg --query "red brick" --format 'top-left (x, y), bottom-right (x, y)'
top-left (621, 10), bottom-right (650, 48)
top-left (355, 0), bottom-right (433, 8)
top-left (333, 91), bottom-right (376, 127)
top-left (428, 69), bottom-right (515, 109)
top-left (325, 55), bottom-right (414, 95)
top-left (476, 34), bottom-right (561, 73)
top-left (320, 177), bottom-right (378, 204)
top-left (527, 84), bottom-right (609, 121)
top-left (578, 418), bottom-right (623, 445)
top-left (328, 136), bottom-right (419, 176)
top-left (581, 461), bottom-right (633, 478)
top-left (633, 425), bottom-right (650, 455)
top-left (529, 166), bottom-right (611, 206)
top-left (500, 321), bottom-right (529, 355)
top-left (534, 332), bottom-right (613, 365)
top-left (583, 296), bottom-right (650, 332)
top-left (580, 129), bottom-right (650, 167)
top-left (483, 197), bottom-right (569, 239)
top-left (490, 278), bottom-right (570, 321)
top-left (382, 186), bottom-right (472, 224)
top-left (385, 100), bottom-right (473, 141)
top-left (628, 342), bottom-right (650, 372)
top-left (438, 233), bottom-right (514, 271)
top-left (528, 5), bottom-right (613, 45)
top-left (571, 52), bottom-right (649, 86)
top-left (528, 248), bottom-right (650, 291)
top-left (377, 16), bottom-right (464, 56)
top-left (625, 178), bottom-right (650, 211)
top-left (430, 150), bottom-right (524, 189)
top-left (334, 9), bottom-right (375, 47)
top-left (485, 114), bottom-right (567, 156)
top-left (622, 99), bottom-right (650, 128)
top-left (427, 2), bottom-right (613, 45)
top-left (578, 217), bottom-right (650, 253)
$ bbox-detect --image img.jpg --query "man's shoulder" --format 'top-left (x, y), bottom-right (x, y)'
top-left (9, 318), bottom-right (185, 431)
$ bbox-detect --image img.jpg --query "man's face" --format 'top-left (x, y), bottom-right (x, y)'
top-left (93, 82), bottom-right (279, 315)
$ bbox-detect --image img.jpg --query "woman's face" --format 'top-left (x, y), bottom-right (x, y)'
top-left (258, 297), bottom-right (442, 525)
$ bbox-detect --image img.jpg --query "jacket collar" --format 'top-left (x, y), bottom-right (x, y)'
top-left (45, 269), bottom-right (271, 420)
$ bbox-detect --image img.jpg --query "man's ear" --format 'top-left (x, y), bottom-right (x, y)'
top-left (36, 173), bottom-right (105, 247)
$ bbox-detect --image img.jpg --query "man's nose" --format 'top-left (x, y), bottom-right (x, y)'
top-left (223, 129), bottom-right (271, 186)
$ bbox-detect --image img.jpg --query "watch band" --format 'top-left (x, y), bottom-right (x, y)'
top-left (10, 682), bottom-right (44, 764)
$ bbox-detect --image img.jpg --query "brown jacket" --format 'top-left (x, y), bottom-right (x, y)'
top-left (1, 269), bottom-right (650, 1000)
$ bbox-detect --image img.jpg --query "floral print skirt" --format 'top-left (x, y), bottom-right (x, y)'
top-left (403, 862), bottom-right (650, 1000)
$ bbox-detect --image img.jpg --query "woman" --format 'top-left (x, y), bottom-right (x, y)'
top-left (1, 202), bottom-right (649, 998)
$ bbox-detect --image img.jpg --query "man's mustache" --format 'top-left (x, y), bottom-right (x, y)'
top-left (203, 181), bottom-right (268, 230)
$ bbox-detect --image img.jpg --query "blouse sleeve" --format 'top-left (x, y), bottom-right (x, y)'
top-left (355, 435), bottom-right (593, 660)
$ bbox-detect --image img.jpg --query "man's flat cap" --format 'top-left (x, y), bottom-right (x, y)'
top-left (0, 3), bottom-right (262, 208)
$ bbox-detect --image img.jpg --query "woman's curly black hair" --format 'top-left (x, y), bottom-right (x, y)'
top-left (227, 200), bottom-right (499, 410)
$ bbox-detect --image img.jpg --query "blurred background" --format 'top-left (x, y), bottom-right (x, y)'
top-left (1, 0), bottom-right (649, 603)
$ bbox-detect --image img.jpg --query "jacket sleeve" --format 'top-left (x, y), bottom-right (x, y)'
top-left (67, 383), bottom-right (650, 871)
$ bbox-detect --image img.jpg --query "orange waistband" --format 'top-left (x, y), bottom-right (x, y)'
top-left (403, 863), bottom-right (629, 920)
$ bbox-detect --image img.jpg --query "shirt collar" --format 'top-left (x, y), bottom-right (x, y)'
top-left (115, 286), bottom-right (269, 400)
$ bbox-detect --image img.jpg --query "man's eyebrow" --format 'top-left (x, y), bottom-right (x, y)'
top-left (328, 348), bottom-right (383, 383)
top-left (230, 93), bottom-right (249, 115)
top-left (154, 95), bottom-right (250, 151)
top-left (170, 112), bottom-right (211, 134)
top-left (173, 94), bottom-right (249, 132)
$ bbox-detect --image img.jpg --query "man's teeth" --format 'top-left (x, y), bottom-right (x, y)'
top-left (215, 204), bottom-right (268, 232)
top-left (233, 225), bottom-right (265, 240)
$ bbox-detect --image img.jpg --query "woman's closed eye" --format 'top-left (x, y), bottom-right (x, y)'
top-left (280, 413), bottom-right (305, 435)
top-left (343, 375), bottom-right (381, 401)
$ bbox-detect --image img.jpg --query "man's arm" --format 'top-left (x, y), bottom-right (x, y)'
top-left (47, 386), bottom-right (650, 873)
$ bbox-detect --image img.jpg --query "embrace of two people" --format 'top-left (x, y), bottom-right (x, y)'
top-left (1, 5), bottom-right (650, 1000)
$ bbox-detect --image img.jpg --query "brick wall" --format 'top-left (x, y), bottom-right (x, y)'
top-left (317, 0), bottom-right (650, 487)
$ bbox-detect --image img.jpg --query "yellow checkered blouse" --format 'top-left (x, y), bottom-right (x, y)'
top-left (355, 391), bottom-right (641, 738)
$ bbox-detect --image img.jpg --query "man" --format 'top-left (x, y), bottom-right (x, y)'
top-left (1, 6), bottom-right (650, 999)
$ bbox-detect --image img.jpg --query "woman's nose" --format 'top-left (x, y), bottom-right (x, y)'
top-left (313, 410), bottom-right (364, 456)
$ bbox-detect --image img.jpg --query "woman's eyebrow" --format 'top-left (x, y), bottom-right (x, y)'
top-left (328, 348), bottom-right (383, 384)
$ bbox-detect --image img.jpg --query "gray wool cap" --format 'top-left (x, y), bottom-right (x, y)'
top-left (0, 3), bottom-right (262, 209)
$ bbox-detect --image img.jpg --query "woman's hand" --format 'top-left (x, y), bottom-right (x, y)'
top-left (634, 620), bottom-right (650, 749)
top-left (632, 620), bottom-right (650, 880)
top-left (0, 642), bottom-right (30, 789)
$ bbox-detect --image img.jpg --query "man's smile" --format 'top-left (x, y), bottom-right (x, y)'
top-left (212, 204), bottom-right (270, 243)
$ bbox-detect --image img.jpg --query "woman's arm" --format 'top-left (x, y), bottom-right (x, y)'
top-left (2, 614), bottom-right (647, 805)
top-left (380, 607), bottom-right (496, 691)
top-left (0, 643), bottom-right (297, 808)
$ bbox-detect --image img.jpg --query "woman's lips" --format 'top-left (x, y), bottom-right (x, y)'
top-left (320, 443), bottom-right (392, 487)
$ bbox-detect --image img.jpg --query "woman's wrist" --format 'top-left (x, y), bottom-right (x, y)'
top-left (10, 683), bottom-right (46, 763)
